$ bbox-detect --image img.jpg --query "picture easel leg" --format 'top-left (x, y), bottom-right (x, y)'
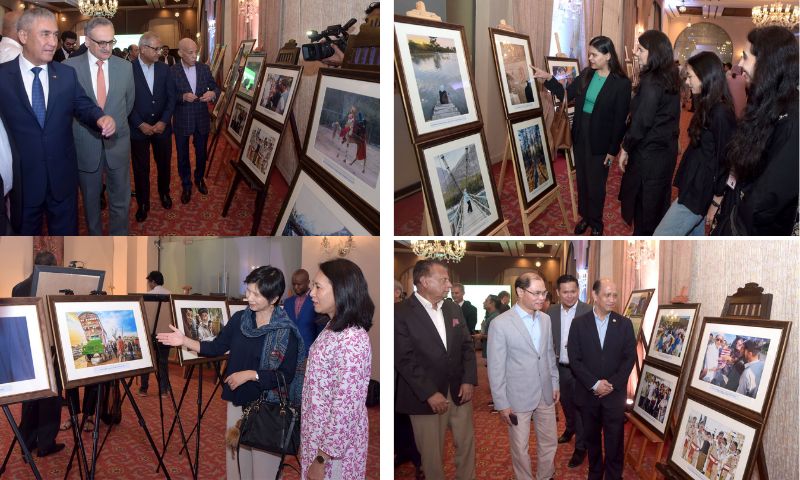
top-left (2, 405), bottom-right (42, 480)
top-left (193, 363), bottom-right (203, 480)
top-left (119, 379), bottom-right (173, 480)
top-left (157, 365), bottom-right (196, 476)
top-left (250, 188), bottom-right (268, 235)
top-left (0, 432), bottom-right (17, 475)
top-left (64, 393), bottom-right (89, 480)
top-left (179, 362), bottom-right (224, 456)
top-left (88, 383), bottom-right (103, 480)
top-left (221, 168), bottom-right (244, 217)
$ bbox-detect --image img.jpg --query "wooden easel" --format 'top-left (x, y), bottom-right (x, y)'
top-left (624, 414), bottom-right (666, 480)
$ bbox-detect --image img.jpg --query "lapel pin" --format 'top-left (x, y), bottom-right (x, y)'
top-left (612, 319), bottom-right (616, 323)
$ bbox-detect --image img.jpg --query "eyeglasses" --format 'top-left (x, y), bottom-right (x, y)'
top-left (522, 288), bottom-right (548, 298)
top-left (87, 35), bottom-right (117, 48)
top-left (141, 44), bottom-right (161, 51)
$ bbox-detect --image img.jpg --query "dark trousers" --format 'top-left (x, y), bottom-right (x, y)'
top-left (19, 190), bottom-right (78, 235)
top-left (558, 364), bottom-right (586, 450)
top-left (131, 134), bottom-right (172, 206)
top-left (175, 130), bottom-right (209, 189)
top-left (18, 395), bottom-right (62, 451)
top-left (140, 340), bottom-right (171, 393)
top-left (574, 112), bottom-right (610, 230)
top-left (394, 412), bottom-right (422, 468)
top-left (65, 385), bottom-right (99, 417)
top-left (582, 400), bottom-right (626, 480)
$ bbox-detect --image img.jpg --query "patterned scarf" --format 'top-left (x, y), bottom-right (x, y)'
top-left (239, 306), bottom-right (307, 407)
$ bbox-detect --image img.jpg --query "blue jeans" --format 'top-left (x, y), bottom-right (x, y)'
top-left (654, 199), bottom-right (705, 236)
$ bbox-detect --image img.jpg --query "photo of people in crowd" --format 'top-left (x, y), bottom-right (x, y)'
top-left (652, 312), bottom-right (692, 358)
top-left (634, 368), bottom-right (676, 426)
top-left (65, 310), bottom-right (144, 368)
top-left (698, 332), bottom-right (770, 399)
top-left (180, 307), bottom-right (224, 343)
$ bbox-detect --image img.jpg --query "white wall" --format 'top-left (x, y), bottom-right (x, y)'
top-left (0, 236), bottom-right (33, 296)
top-left (665, 16), bottom-right (753, 66)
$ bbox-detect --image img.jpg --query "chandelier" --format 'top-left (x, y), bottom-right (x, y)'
top-left (752, 3), bottom-right (799, 28)
top-left (321, 236), bottom-right (354, 258)
top-left (78, 0), bottom-right (118, 18)
top-left (239, 0), bottom-right (257, 23)
top-left (411, 240), bottom-right (466, 263)
top-left (626, 240), bottom-right (655, 271)
top-left (557, 0), bottom-right (583, 20)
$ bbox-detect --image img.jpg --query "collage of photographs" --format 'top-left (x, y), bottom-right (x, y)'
top-left (0, 0), bottom-right (798, 480)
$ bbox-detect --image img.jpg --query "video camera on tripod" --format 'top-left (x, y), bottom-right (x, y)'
top-left (301, 17), bottom-right (357, 61)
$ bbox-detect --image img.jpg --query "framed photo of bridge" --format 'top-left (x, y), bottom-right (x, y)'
top-left (508, 114), bottom-right (557, 209)
top-left (303, 68), bottom-right (380, 212)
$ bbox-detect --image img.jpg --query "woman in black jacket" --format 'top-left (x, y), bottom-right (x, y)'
top-left (532, 36), bottom-right (631, 236)
top-left (618, 30), bottom-right (682, 235)
top-left (712, 26), bottom-right (798, 235)
top-left (654, 52), bottom-right (736, 235)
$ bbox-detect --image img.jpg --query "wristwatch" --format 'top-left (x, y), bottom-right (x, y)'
top-left (315, 455), bottom-right (326, 465)
top-left (254, 372), bottom-right (259, 382)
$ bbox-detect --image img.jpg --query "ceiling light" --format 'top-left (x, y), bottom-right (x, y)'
top-left (678, 0), bottom-right (686, 13)
top-left (78, 0), bottom-right (118, 18)
top-left (411, 240), bottom-right (466, 263)
top-left (752, 3), bottom-right (799, 28)
top-left (535, 261), bottom-right (542, 268)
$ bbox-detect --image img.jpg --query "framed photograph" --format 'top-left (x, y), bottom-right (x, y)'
top-left (223, 43), bottom-right (245, 91)
top-left (212, 90), bottom-right (227, 119)
top-left (254, 64), bottom-right (303, 127)
top-left (240, 39), bottom-right (256, 60)
top-left (170, 296), bottom-right (231, 366)
top-left (49, 296), bottom-right (155, 389)
top-left (227, 96), bottom-right (250, 144)
top-left (210, 44), bottom-right (227, 79)
top-left (227, 300), bottom-right (248, 318)
top-left (668, 396), bottom-right (759, 480)
top-left (272, 170), bottom-right (373, 236)
top-left (31, 265), bottom-right (105, 296)
top-left (0, 298), bottom-right (58, 406)
top-left (647, 304), bottom-right (701, 370)
top-left (544, 57), bottom-right (581, 105)
top-left (416, 130), bottom-right (503, 236)
top-left (239, 117), bottom-right (282, 185)
top-left (509, 115), bottom-right (557, 208)
top-left (394, 15), bottom-right (481, 142)
top-left (488, 28), bottom-right (541, 117)
top-left (303, 68), bottom-right (380, 211)
top-left (623, 288), bottom-right (655, 340)
top-left (632, 362), bottom-right (679, 437)
top-left (688, 317), bottom-right (790, 420)
top-left (565, 145), bottom-right (576, 172)
top-left (238, 53), bottom-right (265, 100)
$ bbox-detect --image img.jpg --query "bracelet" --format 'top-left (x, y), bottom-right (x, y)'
top-left (711, 200), bottom-right (720, 208)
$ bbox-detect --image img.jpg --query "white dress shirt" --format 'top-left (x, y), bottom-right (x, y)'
top-left (18, 54), bottom-right (49, 109)
top-left (0, 37), bottom-right (22, 64)
top-left (559, 302), bottom-right (578, 363)
top-left (0, 116), bottom-right (12, 197)
top-left (415, 292), bottom-right (447, 351)
top-left (514, 303), bottom-right (541, 352)
top-left (147, 285), bottom-right (171, 295)
top-left (181, 61), bottom-right (197, 94)
top-left (87, 50), bottom-right (110, 100)
top-left (138, 56), bottom-right (155, 94)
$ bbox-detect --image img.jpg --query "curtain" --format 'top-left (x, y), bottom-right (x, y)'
top-left (33, 237), bottom-right (64, 266)
top-left (657, 240), bottom-right (694, 304)
top-left (514, 0), bottom-right (555, 127)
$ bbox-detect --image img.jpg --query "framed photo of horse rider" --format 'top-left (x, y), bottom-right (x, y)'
top-left (302, 68), bottom-right (380, 212)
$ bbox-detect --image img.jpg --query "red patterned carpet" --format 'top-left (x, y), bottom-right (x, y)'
top-left (1, 364), bottom-right (379, 479)
top-left (395, 352), bottom-right (666, 479)
top-left (73, 133), bottom-right (290, 236)
top-left (395, 110), bottom-right (692, 236)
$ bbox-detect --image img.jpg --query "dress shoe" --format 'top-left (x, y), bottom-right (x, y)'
top-left (573, 220), bottom-right (589, 235)
top-left (37, 443), bottom-right (65, 457)
top-left (181, 188), bottom-right (191, 204)
top-left (135, 204), bottom-right (149, 223)
top-left (591, 225), bottom-right (603, 236)
top-left (195, 179), bottom-right (208, 195)
top-left (558, 430), bottom-right (575, 443)
top-left (568, 448), bottom-right (587, 468)
top-left (160, 193), bottom-right (173, 210)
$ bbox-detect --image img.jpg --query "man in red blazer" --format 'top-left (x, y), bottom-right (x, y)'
top-left (395, 259), bottom-right (477, 480)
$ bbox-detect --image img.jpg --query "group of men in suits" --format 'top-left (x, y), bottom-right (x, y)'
top-left (395, 261), bottom-right (637, 480)
top-left (0, 7), bottom-right (219, 235)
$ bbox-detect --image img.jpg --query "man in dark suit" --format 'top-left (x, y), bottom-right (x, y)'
top-left (451, 283), bottom-right (478, 333)
top-left (129, 31), bottom-right (176, 222)
top-left (285, 269), bottom-right (322, 353)
top-left (52, 31), bottom-right (76, 62)
top-left (567, 278), bottom-right (636, 480)
top-left (14, 251), bottom-right (65, 457)
top-left (171, 37), bottom-right (219, 204)
top-left (159, 45), bottom-right (176, 66)
top-left (395, 259), bottom-right (477, 480)
top-left (0, 8), bottom-right (115, 235)
top-left (547, 274), bottom-right (592, 468)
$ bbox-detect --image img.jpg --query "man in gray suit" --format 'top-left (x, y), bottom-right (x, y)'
top-left (488, 272), bottom-right (559, 480)
top-left (64, 17), bottom-right (134, 234)
top-left (547, 274), bottom-right (592, 468)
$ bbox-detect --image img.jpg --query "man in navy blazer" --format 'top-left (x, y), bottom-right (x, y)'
top-left (171, 37), bottom-right (219, 204)
top-left (0, 8), bottom-right (115, 234)
top-left (285, 269), bottom-right (322, 353)
top-left (567, 278), bottom-right (636, 480)
top-left (130, 31), bottom-right (176, 222)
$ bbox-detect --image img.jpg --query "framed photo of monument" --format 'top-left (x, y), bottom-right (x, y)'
top-left (488, 28), bottom-right (541, 117)
top-left (170, 295), bottom-right (231, 366)
top-left (631, 361), bottom-right (679, 437)
top-left (647, 304), bottom-right (700, 370)
top-left (0, 298), bottom-right (58, 406)
top-left (395, 15), bottom-right (482, 143)
top-left (48, 296), bottom-right (155, 389)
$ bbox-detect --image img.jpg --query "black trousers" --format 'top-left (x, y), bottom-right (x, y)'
top-left (140, 339), bottom-right (171, 393)
top-left (131, 133), bottom-right (172, 207)
top-left (18, 395), bottom-right (62, 451)
top-left (574, 112), bottom-right (610, 230)
top-left (581, 400), bottom-right (626, 480)
top-left (558, 364), bottom-right (586, 450)
top-left (65, 385), bottom-right (99, 417)
top-left (394, 412), bottom-right (421, 468)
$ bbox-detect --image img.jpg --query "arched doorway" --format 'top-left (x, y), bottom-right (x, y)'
top-left (673, 22), bottom-right (734, 64)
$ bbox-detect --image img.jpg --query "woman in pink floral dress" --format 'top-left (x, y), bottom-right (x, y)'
top-left (302, 258), bottom-right (373, 479)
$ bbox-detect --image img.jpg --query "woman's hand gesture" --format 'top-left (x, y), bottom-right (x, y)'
top-left (156, 325), bottom-right (185, 347)
top-left (530, 65), bottom-right (553, 81)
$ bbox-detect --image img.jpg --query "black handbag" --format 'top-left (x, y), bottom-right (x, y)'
top-left (237, 371), bottom-right (300, 456)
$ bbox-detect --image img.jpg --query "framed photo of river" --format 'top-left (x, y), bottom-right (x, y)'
top-left (395, 15), bottom-right (481, 143)
top-left (489, 28), bottom-right (541, 117)
top-left (509, 115), bottom-right (557, 209)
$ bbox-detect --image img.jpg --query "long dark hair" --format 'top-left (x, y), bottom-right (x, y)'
top-left (589, 35), bottom-right (627, 78)
top-left (638, 30), bottom-right (681, 94)
top-left (686, 52), bottom-right (734, 146)
top-left (319, 258), bottom-right (373, 332)
top-left (726, 26), bottom-right (798, 183)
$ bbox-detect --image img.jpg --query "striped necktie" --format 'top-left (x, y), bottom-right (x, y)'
top-left (31, 67), bottom-right (46, 128)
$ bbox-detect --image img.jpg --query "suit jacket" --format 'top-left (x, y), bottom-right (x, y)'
top-left (284, 294), bottom-right (322, 354)
top-left (63, 53), bottom-right (134, 171)
top-left (547, 300), bottom-right (592, 363)
top-left (171, 61), bottom-right (220, 136)
top-left (53, 48), bottom-right (70, 63)
top-left (129, 59), bottom-right (176, 141)
top-left (487, 306), bottom-right (559, 412)
top-left (459, 300), bottom-right (478, 333)
top-left (567, 310), bottom-right (637, 407)
top-left (0, 58), bottom-right (104, 208)
top-left (395, 295), bottom-right (477, 415)
top-left (0, 106), bottom-right (21, 234)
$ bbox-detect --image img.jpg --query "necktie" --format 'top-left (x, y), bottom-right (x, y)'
top-left (30, 67), bottom-right (45, 128)
top-left (294, 295), bottom-right (303, 318)
top-left (96, 60), bottom-right (106, 109)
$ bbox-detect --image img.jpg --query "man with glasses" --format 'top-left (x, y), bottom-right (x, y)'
top-left (0, 8), bottom-right (114, 234)
top-left (567, 278), bottom-right (636, 480)
top-left (129, 31), bottom-right (176, 223)
top-left (65, 16), bottom-right (134, 235)
top-left (53, 30), bottom-right (77, 62)
top-left (487, 272), bottom-right (559, 480)
top-left (0, 9), bottom-right (23, 63)
top-left (395, 259), bottom-right (477, 480)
